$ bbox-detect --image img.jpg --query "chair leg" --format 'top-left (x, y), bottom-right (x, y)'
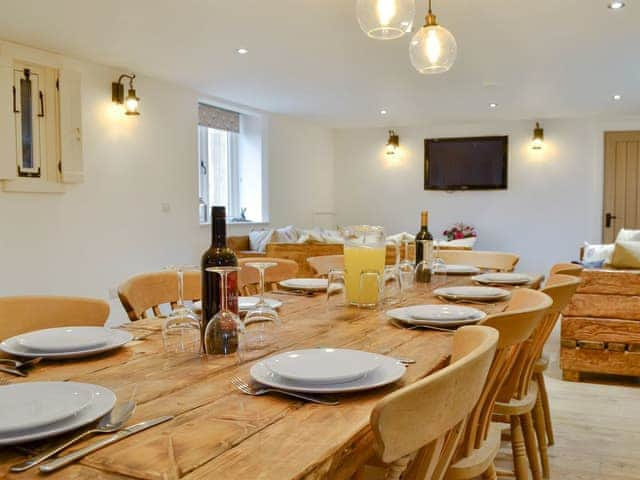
top-left (535, 372), bottom-right (554, 446)
top-left (483, 463), bottom-right (498, 480)
top-left (510, 415), bottom-right (530, 480)
top-left (521, 412), bottom-right (542, 480)
top-left (532, 397), bottom-right (550, 478)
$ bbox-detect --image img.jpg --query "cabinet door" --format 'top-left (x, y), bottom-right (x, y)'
top-left (0, 52), bottom-right (17, 180)
top-left (59, 67), bottom-right (83, 183)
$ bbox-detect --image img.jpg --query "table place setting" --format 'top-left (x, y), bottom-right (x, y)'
top-left (386, 304), bottom-right (487, 329)
top-left (471, 272), bottom-right (535, 286)
top-left (0, 326), bottom-right (133, 361)
top-left (433, 285), bottom-right (512, 303)
top-left (192, 297), bottom-right (283, 313)
top-left (276, 278), bottom-right (329, 295)
top-left (433, 264), bottom-right (481, 275)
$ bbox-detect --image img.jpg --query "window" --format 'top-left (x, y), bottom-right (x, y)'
top-left (198, 103), bottom-right (264, 224)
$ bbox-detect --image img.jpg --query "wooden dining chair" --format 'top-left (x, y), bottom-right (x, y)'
top-left (549, 262), bottom-right (583, 277)
top-left (0, 296), bottom-right (110, 340)
top-left (437, 251), bottom-right (520, 272)
top-left (492, 279), bottom-right (578, 480)
top-left (530, 274), bottom-right (581, 471)
top-left (307, 254), bottom-right (344, 277)
top-left (356, 325), bottom-right (498, 480)
top-left (238, 257), bottom-right (299, 296)
top-left (118, 270), bottom-right (201, 321)
top-left (446, 288), bottom-right (552, 480)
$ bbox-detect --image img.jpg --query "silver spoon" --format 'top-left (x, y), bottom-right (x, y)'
top-left (0, 357), bottom-right (42, 370)
top-left (10, 400), bottom-right (136, 472)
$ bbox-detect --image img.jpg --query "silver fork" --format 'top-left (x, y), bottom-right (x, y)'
top-left (231, 376), bottom-right (339, 406)
top-left (390, 319), bottom-right (455, 333)
top-left (0, 357), bottom-right (42, 369)
top-left (436, 296), bottom-right (497, 306)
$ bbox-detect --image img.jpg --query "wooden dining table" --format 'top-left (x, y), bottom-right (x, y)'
top-left (0, 275), bottom-right (533, 480)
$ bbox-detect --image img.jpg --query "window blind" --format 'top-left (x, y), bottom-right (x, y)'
top-left (198, 103), bottom-right (240, 133)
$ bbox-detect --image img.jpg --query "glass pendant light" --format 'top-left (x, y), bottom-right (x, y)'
top-left (409, 0), bottom-right (457, 74)
top-left (356, 0), bottom-right (415, 40)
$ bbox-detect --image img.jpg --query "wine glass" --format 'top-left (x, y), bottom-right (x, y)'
top-left (243, 262), bottom-right (282, 354)
top-left (432, 240), bottom-right (446, 274)
top-left (162, 265), bottom-right (201, 353)
top-left (204, 266), bottom-right (244, 356)
top-left (398, 238), bottom-right (415, 290)
top-left (414, 239), bottom-right (433, 284)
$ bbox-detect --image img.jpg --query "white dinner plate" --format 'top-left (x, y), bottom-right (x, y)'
top-left (17, 327), bottom-right (110, 353)
top-left (386, 305), bottom-right (486, 327)
top-left (251, 354), bottom-right (405, 393)
top-left (0, 382), bottom-right (93, 434)
top-left (436, 264), bottom-right (481, 275)
top-left (434, 286), bottom-right (511, 302)
top-left (0, 382), bottom-right (116, 446)
top-left (279, 278), bottom-right (329, 291)
top-left (238, 296), bottom-right (283, 312)
top-left (472, 273), bottom-right (533, 285)
top-left (0, 328), bottom-right (133, 359)
top-left (264, 349), bottom-right (383, 384)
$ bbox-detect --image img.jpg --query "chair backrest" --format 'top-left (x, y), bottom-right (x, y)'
top-left (370, 326), bottom-right (498, 480)
top-left (0, 296), bottom-right (109, 340)
top-left (437, 250), bottom-right (519, 272)
top-left (238, 257), bottom-right (299, 295)
top-left (118, 270), bottom-right (201, 321)
top-left (455, 288), bottom-right (552, 459)
top-left (307, 254), bottom-right (344, 277)
top-left (549, 262), bottom-right (583, 277)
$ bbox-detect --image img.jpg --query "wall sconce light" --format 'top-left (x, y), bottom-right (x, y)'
top-left (531, 122), bottom-right (544, 150)
top-left (112, 73), bottom-right (140, 115)
top-left (386, 130), bottom-right (399, 155)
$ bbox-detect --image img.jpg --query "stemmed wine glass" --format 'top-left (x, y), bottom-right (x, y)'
top-left (162, 265), bottom-right (201, 353)
top-left (398, 238), bottom-right (415, 290)
top-left (204, 266), bottom-right (244, 356)
top-left (243, 262), bottom-right (282, 354)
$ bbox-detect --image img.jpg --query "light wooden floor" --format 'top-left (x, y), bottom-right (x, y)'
top-left (494, 325), bottom-right (640, 479)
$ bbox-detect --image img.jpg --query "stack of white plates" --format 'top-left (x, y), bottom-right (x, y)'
top-left (250, 348), bottom-right (405, 393)
top-left (435, 264), bottom-right (481, 275)
top-left (387, 305), bottom-right (486, 327)
top-left (192, 297), bottom-right (283, 314)
top-left (0, 382), bottom-right (116, 445)
top-left (434, 286), bottom-right (511, 302)
top-left (0, 327), bottom-right (133, 359)
top-left (472, 273), bottom-right (533, 285)
top-left (278, 278), bottom-right (328, 291)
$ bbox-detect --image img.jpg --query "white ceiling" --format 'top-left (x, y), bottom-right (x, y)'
top-left (0, 0), bottom-right (638, 127)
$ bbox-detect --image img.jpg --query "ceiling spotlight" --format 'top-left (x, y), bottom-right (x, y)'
top-left (236, 48), bottom-right (249, 54)
top-left (380, 109), bottom-right (388, 115)
top-left (489, 103), bottom-right (498, 108)
top-left (608, 1), bottom-right (625, 9)
top-left (613, 94), bottom-right (622, 100)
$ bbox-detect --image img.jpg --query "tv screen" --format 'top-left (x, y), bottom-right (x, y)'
top-left (424, 136), bottom-right (508, 190)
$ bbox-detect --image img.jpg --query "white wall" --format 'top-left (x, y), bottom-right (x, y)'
top-left (0, 41), bottom-right (334, 324)
top-left (333, 118), bottom-right (640, 273)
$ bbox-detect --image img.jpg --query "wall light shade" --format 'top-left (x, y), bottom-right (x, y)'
top-left (532, 122), bottom-right (544, 150)
top-left (409, 0), bottom-right (456, 74)
top-left (386, 130), bottom-right (400, 155)
top-left (112, 73), bottom-right (140, 116)
top-left (356, 0), bottom-right (415, 40)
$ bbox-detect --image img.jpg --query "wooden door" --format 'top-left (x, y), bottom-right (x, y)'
top-left (603, 131), bottom-right (640, 242)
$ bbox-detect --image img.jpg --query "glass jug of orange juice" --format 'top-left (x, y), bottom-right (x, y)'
top-left (342, 225), bottom-right (386, 307)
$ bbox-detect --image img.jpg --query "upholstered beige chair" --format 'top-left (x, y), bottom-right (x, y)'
top-left (356, 325), bottom-right (498, 480)
top-left (446, 288), bottom-right (552, 480)
top-left (307, 254), bottom-right (344, 277)
top-left (238, 257), bottom-right (299, 295)
top-left (492, 278), bottom-right (578, 480)
top-left (0, 296), bottom-right (109, 340)
top-left (437, 250), bottom-right (520, 272)
top-left (118, 270), bottom-right (201, 321)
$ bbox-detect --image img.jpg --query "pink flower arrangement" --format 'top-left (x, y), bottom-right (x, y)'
top-left (443, 222), bottom-right (477, 241)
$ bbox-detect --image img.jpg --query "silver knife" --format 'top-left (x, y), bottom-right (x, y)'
top-left (39, 415), bottom-right (173, 473)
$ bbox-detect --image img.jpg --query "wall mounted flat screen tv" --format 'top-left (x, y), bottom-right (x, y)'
top-left (424, 136), bottom-right (508, 190)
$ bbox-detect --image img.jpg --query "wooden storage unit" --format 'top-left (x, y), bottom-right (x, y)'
top-left (560, 269), bottom-right (640, 381)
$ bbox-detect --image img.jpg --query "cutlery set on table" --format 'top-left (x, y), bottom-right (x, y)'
top-left (0, 326), bottom-right (172, 473)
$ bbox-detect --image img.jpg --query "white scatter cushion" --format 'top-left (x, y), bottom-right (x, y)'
top-left (297, 228), bottom-right (326, 244)
top-left (583, 242), bottom-right (615, 263)
top-left (272, 225), bottom-right (300, 244)
top-left (249, 229), bottom-right (274, 252)
top-left (616, 229), bottom-right (640, 242)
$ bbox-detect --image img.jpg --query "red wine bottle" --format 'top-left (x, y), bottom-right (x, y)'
top-left (201, 206), bottom-right (239, 353)
top-left (415, 210), bottom-right (433, 283)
